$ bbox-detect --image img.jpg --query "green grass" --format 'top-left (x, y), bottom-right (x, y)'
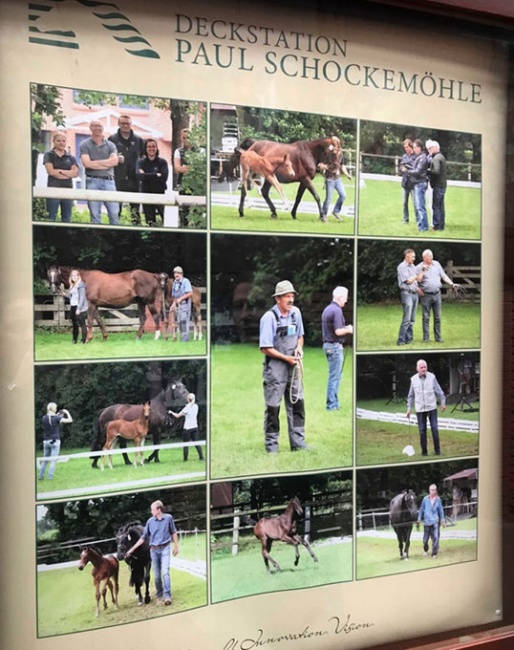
top-left (211, 539), bottom-right (352, 602)
top-left (34, 330), bottom-right (206, 361)
top-left (356, 419), bottom-right (479, 466)
top-left (211, 344), bottom-right (353, 479)
top-left (37, 543), bottom-right (207, 637)
top-left (211, 176), bottom-right (355, 234)
top-left (358, 179), bottom-right (480, 239)
top-left (36, 446), bottom-right (206, 499)
top-left (356, 521), bottom-right (477, 579)
top-left (356, 303), bottom-right (480, 351)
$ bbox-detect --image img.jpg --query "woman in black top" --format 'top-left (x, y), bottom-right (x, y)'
top-left (43, 132), bottom-right (78, 222)
top-left (136, 139), bottom-right (169, 226)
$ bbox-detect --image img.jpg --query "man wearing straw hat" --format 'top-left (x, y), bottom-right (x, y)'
top-left (259, 280), bottom-right (307, 453)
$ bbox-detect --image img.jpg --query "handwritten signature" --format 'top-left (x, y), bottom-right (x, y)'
top-left (222, 615), bottom-right (375, 650)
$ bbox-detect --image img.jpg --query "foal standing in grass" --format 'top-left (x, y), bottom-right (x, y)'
top-left (101, 401), bottom-right (151, 469)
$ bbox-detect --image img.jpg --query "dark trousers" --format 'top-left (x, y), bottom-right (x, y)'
top-left (416, 409), bottom-right (441, 455)
top-left (70, 306), bottom-right (87, 343)
top-left (432, 186), bottom-right (446, 230)
top-left (183, 427), bottom-right (204, 460)
top-left (420, 292), bottom-right (442, 342)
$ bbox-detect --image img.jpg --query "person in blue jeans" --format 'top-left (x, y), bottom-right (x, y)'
top-left (43, 132), bottom-right (78, 222)
top-left (320, 140), bottom-right (352, 222)
top-left (126, 500), bottom-right (179, 606)
top-left (321, 286), bottom-right (353, 411)
top-left (408, 139), bottom-right (429, 232)
top-left (417, 484), bottom-right (446, 557)
top-left (38, 402), bottom-right (73, 480)
top-left (79, 120), bottom-right (120, 225)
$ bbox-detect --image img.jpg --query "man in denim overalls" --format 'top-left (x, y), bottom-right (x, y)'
top-left (259, 280), bottom-right (307, 453)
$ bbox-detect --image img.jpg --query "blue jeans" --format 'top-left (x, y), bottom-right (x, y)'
top-left (150, 545), bottom-right (171, 600)
top-left (39, 439), bottom-right (61, 479)
top-left (432, 186), bottom-right (446, 230)
top-left (423, 522), bottom-right (440, 556)
top-left (85, 176), bottom-right (120, 225)
top-left (322, 178), bottom-right (346, 216)
top-left (416, 409), bottom-right (441, 455)
top-left (323, 342), bottom-right (344, 410)
top-left (46, 198), bottom-right (73, 222)
top-left (413, 182), bottom-right (428, 231)
top-left (397, 291), bottom-right (418, 344)
top-left (420, 292), bottom-right (442, 342)
top-left (402, 187), bottom-right (413, 223)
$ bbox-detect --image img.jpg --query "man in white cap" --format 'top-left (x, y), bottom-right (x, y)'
top-left (171, 266), bottom-right (193, 342)
top-left (259, 280), bottom-right (307, 453)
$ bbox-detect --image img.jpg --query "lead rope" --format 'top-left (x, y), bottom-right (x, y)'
top-left (289, 355), bottom-right (304, 405)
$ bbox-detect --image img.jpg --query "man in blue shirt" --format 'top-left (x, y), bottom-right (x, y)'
top-left (259, 280), bottom-right (306, 453)
top-left (321, 286), bottom-right (353, 411)
top-left (126, 500), bottom-right (179, 606)
top-left (417, 484), bottom-right (446, 558)
top-left (397, 248), bottom-right (423, 346)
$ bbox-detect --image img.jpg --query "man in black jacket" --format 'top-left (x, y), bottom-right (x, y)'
top-left (109, 115), bottom-right (144, 225)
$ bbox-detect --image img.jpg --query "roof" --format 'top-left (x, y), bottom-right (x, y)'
top-left (443, 468), bottom-right (478, 483)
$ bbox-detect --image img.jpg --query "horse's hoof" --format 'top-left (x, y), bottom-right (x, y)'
top-left (155, 331), bottom-right (161, 341)
top-left (270, 214), bottom-right (277, 220)
top-left (238, 214), bottom-right (244, 218)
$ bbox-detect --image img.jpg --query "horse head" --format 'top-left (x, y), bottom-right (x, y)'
top-left (403, 490), bottom-right (418, 521)
top-left (164, 379), bottom-right (189, 409)
top-left (291, 496), bottom-right (303, 517)
top-left (47, 266), bottom-right (64, 295)
top-left (116, 522), bottom-right (143, 561)
top-left (143, 401), bottom-right (151, 419)
top-left (78, 545), bottom-right (92, 570)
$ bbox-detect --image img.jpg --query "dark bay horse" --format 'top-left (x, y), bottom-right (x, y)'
top-left (253, 496), bottom-right (319, 573)
top-left (116, 522), bottom-right (151, 606)
top-left (47, 265), bottom-right (163, 342)
top-left (78, 546), bottom-right (119, 617)
top-left (159, 273), bottom-right (203, 341)
top-left (102, 402), bottom-right (151, 469)
top-left (91, 380), bottom-right (189, 468)
top-left (240, 136), bottom-right (341, 220)
top-left (389, 489), bottom-right (418, 560)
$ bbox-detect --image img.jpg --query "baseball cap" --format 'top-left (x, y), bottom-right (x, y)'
top-left (273, 280), bottom-right (297, 297)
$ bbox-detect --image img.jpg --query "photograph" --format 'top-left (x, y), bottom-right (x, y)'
top-left (35, 359), bottom-right (207, 500)
top-left (210, 472), bottom-right (352, 603)
top-left (31, 85), bottom-right (207, 228)
top-left (358, 119), bottom-right (481, 239)
top-left (36, 485), bottom-right (207, 637)
top-left (33, 225), bottom-right (207, 360)
top-left (210, 234), bottom-right (354, 478)
top-left (210, 104), bottom-right (356, 234)
top-left (356, 240), bottom-right (481, 351)
top-left (356, 352), bottom-right (480, 465)
top-left (356, 460), bottom-right (478, 580)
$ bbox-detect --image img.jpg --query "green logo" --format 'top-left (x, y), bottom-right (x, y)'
top-left (29, 0), bottom-right (160, 58)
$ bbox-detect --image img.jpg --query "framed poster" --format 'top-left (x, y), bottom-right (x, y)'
top-left (0, 0), bottom-right (509, 648)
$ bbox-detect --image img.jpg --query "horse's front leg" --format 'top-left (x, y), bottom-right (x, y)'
top-left (148, 302), bottom-right (161, 340)
top-left (238, 173), bottom-right (248, 217)
top-left (91, 304), bottom-right (108, 341)
top-left (261, 180), bottom-right (278, 219)
top-left (86, 306), bottom-right (95, 342)
top-left (138, 437), bottom-right (146, 467)
top-left (302, 178), bottom-right (323, 220)
top-left (144, 569), bottom-right (151, 604)
top-left (262, 538), bottom-right (281, 573)
top-left (290, 184), bottom-right (307, 219)
top-left (95, 582), bottom-right (102, 617)
top-left (299, 536), bottom-right (319, 563)
top-left (106, 577), bottom-right (118, 609)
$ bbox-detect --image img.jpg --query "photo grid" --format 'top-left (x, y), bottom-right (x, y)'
top-left (32, 88), bottom-right (480, 636)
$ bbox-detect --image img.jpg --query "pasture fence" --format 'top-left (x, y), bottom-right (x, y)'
top-left (359, 151), bottom-right (481, 183)
top-left (356, 408), bottom-right (479, 432)
top-left (34, 288), bottom-right (206, 334)
top-left (356, 500), bottom-right (477, 532)
top-left (211, 494), bottom-right (352, 556)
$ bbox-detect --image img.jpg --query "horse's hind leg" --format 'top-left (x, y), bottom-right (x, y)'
top-left (147, 303), bottom-right (161, 341)
top-left (95, 583), bottom-right (101, 617)
top-left (263, 538), bottom-right (281, 573)
top-left (261, 181), bottom-right (278, 219)
top-left (136, 301), bottom-right (146, 340)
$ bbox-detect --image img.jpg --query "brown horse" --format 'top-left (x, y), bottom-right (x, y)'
top-left (91, 380), bottom-right (189, 467)
top-left (47, 265), bottom-right (163, 342)
top-left (240, 136), bottom-right (341, 220)
top-left (253, 496), bottom-right (319, 573)
top-left (78, 546), bottom-right (119, 617)
top-left (102, 401), bottom-right (151, 469)
top-left (238, 150), bottom-right (295, 218)
top-left (159, 273), bottom-right (203, 341)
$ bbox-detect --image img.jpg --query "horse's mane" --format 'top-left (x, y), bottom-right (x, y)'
top-left (117, 521), bottom-right (143, 535)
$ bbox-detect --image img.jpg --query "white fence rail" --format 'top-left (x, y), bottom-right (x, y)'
top-left (33, 186), bottom-right (206, 206)
top-left (356, 408), bottom-right (479, 433)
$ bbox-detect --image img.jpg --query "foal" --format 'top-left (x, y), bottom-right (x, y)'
top-left (78, 546), bottom-right (119, 618)
top-left (238, 150), bottom-right (295, 217)
top-left (102, 401), bottom-right (151, 469)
